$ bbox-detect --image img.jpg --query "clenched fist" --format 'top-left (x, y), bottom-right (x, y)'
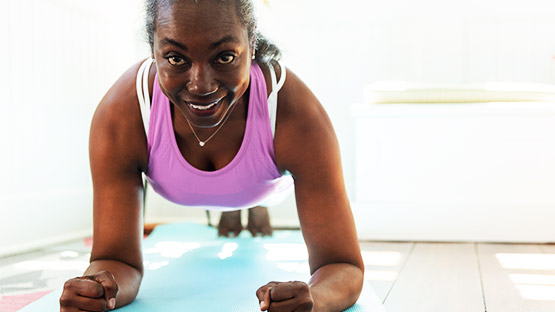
top-left (60, 270), bottom-right (119, 311)
top-left (256, 281), bottom-right (314, 312)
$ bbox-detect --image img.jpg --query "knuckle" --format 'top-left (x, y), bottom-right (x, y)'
top-left (63, 279), bottom-right (76, 292)
top-left (293, 280), bottom-right (308, 290)
top-left (256, 285), bottom-right (268, 295)
top-left (98, 271), bottom-right (117, 286)
top-left (108, 282), bottom-right (119, 295)
top-left (59, 295), bottom-right (73, 307)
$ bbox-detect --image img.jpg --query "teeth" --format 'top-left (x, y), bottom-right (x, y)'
top-left (188, 99), bottom-right (221, 111)
top-left (190, 103), bottom-right (216, 110)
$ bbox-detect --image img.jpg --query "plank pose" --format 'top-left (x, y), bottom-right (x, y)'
top-left (59, 0), bottom-right (364, 311)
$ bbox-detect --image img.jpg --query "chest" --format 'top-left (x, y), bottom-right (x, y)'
top-left (170, 103), bottom-right (248, 172)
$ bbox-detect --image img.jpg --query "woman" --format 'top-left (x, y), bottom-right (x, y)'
top-left (60, 0), bottom-right (364, 311)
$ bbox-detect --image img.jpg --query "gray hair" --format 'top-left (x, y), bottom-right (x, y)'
top-left (145, 0), bottom-right (281, 63)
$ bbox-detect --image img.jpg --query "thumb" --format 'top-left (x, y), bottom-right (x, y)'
top-left (256, 286), bottom-right (272, 311)
top-left (92, 271), bottom-right (119, 310)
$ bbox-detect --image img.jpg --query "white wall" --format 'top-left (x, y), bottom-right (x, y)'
top-left (245, 0), bottom-right (555, 231)
top-left (122, 0), bottom-right (555, 233)
top-left (3, 0), bottom-right (555, 254)
top-left (0, 0), bottom-right (147, 257)
top-left (256, 0), bottom-right (555, 198)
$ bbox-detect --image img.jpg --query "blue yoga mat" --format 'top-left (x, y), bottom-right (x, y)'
top-left (21, 223), bottom-right (385, 311)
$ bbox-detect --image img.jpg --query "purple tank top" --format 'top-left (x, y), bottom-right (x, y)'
top-left (145, 63), bottom-right (293, 211)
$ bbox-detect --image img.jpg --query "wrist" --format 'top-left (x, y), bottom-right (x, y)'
top-left (308, 286), bottom-right (327, 312)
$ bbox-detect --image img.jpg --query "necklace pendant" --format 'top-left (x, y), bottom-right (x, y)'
top-left (199, 141), bottom-right (205, 147)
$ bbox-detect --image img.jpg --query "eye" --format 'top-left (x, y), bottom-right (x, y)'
top-left (168, 56), bottom-right (186, 66)
top-left (215, 54), bottom-right (235, 64)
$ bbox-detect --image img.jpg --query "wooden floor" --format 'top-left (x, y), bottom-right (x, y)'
top-left (361, 241), bottom-right (555, 311)
top-left (2, 238), bottom-right (555, 311)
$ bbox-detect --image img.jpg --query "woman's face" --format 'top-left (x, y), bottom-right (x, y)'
top-left (153, 0), bottom-right (252, 128)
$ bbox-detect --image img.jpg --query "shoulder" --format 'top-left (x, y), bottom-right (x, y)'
top-left (90, 59), bottom-right (156, 172)
top-left (272, 65), bottom-right (339, 177)
top-left (256, 60), bottom-right (283, 98)
top-left (94, 58), bottom-right (156, 121)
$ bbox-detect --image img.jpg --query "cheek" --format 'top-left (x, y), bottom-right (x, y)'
top-left (226, 66), bottom-right (251, 94)
top-left (158, 72), bottom-right (184, 98)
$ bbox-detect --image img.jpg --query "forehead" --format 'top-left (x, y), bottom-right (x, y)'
top-left (156, 0), bottom-right (247, 44)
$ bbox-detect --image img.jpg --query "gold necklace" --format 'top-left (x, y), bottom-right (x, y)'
top-left (183, 102), bottom-right (237, 147)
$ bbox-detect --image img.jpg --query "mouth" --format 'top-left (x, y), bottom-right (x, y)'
top-left (185, 98), bottom-right (224, 114)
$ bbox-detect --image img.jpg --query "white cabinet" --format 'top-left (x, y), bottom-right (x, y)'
top-left (351, 91), bottom-right (555, 242)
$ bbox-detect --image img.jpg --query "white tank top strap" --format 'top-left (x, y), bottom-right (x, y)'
top-left (267, 61), bottom-right (286, 138)
top-left (136, 58), bottom-right (155, 138)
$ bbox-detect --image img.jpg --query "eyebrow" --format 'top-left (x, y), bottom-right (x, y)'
top-left (210, 35), bottom-right (240, 49)
top-left (159, 35), bottom-right (241, 51)
top-left (159, 38), bottom-right (188, 50)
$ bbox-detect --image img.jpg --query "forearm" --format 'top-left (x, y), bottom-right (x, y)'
top-left (84, 259), bottom-right (143, 308)
top-left (308, 263), bottom-right (364, 312)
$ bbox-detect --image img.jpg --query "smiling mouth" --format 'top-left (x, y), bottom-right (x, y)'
top-left (187, 98), bottom-right (223, 111)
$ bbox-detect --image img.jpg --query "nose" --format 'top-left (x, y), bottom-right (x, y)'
top-left (187, 63), bottom-right (218, 96)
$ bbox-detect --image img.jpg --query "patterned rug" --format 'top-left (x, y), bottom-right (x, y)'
top-left (0, 238), bottom-right (92, 311)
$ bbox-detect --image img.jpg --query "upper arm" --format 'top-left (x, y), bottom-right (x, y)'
top-left (274, 69), bottom-right (364, 274)
top-left (88, 61), bottom-right (150, 273)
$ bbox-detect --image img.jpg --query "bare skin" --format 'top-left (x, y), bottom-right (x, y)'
top-left (247, 206), bottom-right (273, 237)
top-left (218, 206), bottom-right (273, 237)
top-left (218, 210), bottom-right (242, 237)
top-left (60, 1), bottom-right (363, 311)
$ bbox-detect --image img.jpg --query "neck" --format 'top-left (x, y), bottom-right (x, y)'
top-left (170, 92), bottom-right (249, 145)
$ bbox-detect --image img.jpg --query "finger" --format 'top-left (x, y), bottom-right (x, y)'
top-left (60, 282), bottom-right (107, 312)
top-left (73, 278), bottom-right (105, 298)
top-left (258, 287), bottom-right (271, 311)
top-left (60, 294), bottom-right (108, 311)
top-left (256, 282), bottom-right (278, 311)
top-left (256, 282), bottom-right (279, 300)
top-left (269, 281), bottom-right (307, 302)
top-left (267, 282), bottom-right (313, 312)
top-left (92, 271), bottom-right (119, 310)
top-left (269, 298), bottom-right (313, 312)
